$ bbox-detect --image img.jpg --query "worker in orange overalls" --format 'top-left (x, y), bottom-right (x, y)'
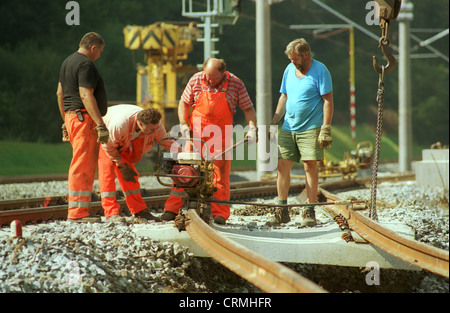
top-left (98, 104), bottom-right (176, 222)
top-left (161, 58), bottom-right (257, 224)
top-left (57, 32), bottom-right (110, 223)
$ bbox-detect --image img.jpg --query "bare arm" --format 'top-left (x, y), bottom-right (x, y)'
top-left (79, 86), bottom-right (105, 126)
top-left (271, 93), bottom-right (287, 124)
top-left (56, 82), bottom-right (65, 121)
top-left (243, 106), bottom-right (257, 128)
top-left (178, 99), bottom-right (190, 124)
top-left (322, 91), bottom-right (334, 125)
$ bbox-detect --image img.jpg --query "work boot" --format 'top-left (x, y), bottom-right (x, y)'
top-left (68, 215), bottom-right (101, 224)
top-left (160, 211), bottom-right (177, 221)
top-left (300, 206), bottom-right (316, 227)
top-left (213, 216), bottom-right (226, 225)
top-left (135, 209), bottom-right (161, 222)
top-left (106, 214), bottom-right (126, 223)
top-left (275, 207), bottom-right (290, 224)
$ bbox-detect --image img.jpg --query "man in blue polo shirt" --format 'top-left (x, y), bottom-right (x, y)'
top-left (271, 38), bottom-right (334, 227)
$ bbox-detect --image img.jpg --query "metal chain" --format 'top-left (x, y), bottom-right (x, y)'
top-left (369, 67), bottom-right (385, 221)
top-left (369, 1), bottom-right (401, 220)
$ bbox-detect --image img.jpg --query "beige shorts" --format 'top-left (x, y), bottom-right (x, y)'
top-left (278, 128), bottom-right (323, 163)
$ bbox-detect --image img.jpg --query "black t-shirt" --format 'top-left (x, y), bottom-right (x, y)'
top-left (59, 52), bottom-right (107, 116)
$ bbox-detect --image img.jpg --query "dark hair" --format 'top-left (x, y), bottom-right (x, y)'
top-left (137, 108), bottom-right (162, 125)
top-left (79, 32), bottom-right (105, 49)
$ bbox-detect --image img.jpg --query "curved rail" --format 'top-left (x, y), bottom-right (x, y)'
top-left (185, 209), bottom-right (327, 293)
top-left (320, 179), bottom-right (449, 278)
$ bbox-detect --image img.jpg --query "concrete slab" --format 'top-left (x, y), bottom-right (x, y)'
top-left (416, 149), bottom-right (449, 189)
top-left (133, 221), bottom-right (420, 271)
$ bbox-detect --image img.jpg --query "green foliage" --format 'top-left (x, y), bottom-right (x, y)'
top-left (0, 0), bottom-right (448, 148)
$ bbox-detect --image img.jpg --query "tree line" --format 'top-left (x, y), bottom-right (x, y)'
top-left (0, 0), bottom-right (448, 146)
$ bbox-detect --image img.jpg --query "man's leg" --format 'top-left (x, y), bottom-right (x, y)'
top-left (277, 158), bottom-right (294, 201)
top-left (66, 113), bottom-right (100, 222)
top-left (98, 146), bottom-right (121, 218)
top-left (303, 160), bottom-right (319, 204)
top-left (301, 160), bottom-right (318, 227)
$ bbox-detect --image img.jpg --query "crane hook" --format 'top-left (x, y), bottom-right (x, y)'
top-left (373, 24), bottom-right (397, 75)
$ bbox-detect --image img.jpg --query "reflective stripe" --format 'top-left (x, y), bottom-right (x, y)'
top-left (68, 201), bottom-right (91, 208)
top-left (101, 191), bottom-right (117, 198)
top-left (123, 189), bottom-right (141, 197)
top-left (68, 190), bottom-right (92, 197)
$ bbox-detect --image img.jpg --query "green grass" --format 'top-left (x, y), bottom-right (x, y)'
top-left (0, 141), bottom-right (73, 176)
top-left (0, 123), bottom-right (426, 177)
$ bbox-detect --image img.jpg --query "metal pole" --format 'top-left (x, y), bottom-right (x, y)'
top-left (203, 16), bottom-right (212, 60)
top-left (398, 0), bottom-right (414, 172)
top-left (256, 0), bottom-right (272, 180)
top-left (349, 27), bottom-right (356, 145)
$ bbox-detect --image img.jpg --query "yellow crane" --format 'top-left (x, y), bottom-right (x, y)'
top-left (123, 22), bottom-right (200, 128)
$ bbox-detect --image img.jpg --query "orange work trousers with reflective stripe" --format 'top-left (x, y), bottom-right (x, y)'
top-left (66, 112), bottom-right (99, 219)
top-left (98, 137), bottom-right (147, 218)
top-left (164, 73), bottom-right (233, 220)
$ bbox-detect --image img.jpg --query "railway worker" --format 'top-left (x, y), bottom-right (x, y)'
top-left (98, 104), bottom-right (177, 222)
top-left (270, 38), bottom-right (333, 227)
top-left (161, 58), bottom-right (257, 225)
top-left (57, 32), bottom-right (109, 223)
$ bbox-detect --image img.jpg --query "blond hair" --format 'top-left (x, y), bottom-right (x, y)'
top-left (284, 38), bottom-right (312, 59)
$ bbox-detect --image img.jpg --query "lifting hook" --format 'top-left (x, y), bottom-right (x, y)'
top-left (372, 0), bottom-right (402, 75)
top-left (372, 22), bottom-right (397, 75)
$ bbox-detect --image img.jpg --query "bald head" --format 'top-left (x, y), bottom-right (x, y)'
top-left (203, 58), bottom-right (227, 88)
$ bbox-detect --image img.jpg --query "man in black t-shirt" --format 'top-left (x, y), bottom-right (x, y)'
top-left (56, 32), bottom-right (109, 223)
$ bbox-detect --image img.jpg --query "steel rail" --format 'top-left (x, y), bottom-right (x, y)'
top-left (0, 183), bottom-right (303, 226)
top-left (185, 209), bottom-right (327, 293)
top-left (0, 181), bottom-right (279, 211)
top-left (319, 182), bottom-right (449, 278)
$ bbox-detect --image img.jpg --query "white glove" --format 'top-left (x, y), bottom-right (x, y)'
top-left (245, 125), bottom-right (258, 145)
top-left (62, 123), bottom-right (70, 142)
top-left (318, 125), bottom-right (332, 149)
top-left (180, 122), bottom-right (190, 138)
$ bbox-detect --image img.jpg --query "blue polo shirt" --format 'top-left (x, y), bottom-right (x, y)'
top-left (280, 60), bottom-right (332, 133)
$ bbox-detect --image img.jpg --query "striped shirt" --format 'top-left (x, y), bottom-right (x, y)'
top-left (181, 71), bottom-right (254, 114)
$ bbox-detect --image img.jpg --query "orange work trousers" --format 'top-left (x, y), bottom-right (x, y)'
top-left (65, 112), bottom-right (99, 220)
top-left (98, 137), bottom-right (146, 218)
top-left (164, 73), bottom-right (233, 220)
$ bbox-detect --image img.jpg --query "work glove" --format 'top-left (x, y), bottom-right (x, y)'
top-left (318, 125), bottom-right (332, 149)
top-left (118, 164), bottom-right (138, 184)
top-left (95, 124), bottom-right (109, 144)
top-left (180, 122), bottom-right (191, 139)
top-left (245, 125), bottom-right (258, 145)
top-left (62, 123), bottom-right (70, 142)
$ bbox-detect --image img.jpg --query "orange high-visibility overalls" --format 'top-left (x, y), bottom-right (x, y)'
top-left (65, 110), bottom-right (99, 219)
top-left (98, 135), bottom-right (147, 218)
top-left (165, 72), bottom-right (233, 220)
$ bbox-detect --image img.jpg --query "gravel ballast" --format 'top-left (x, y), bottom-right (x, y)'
top-left (0, 168), bottom-right (448, 293)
